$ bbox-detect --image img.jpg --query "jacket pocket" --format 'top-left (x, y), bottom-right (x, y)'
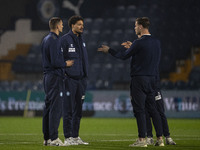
top-left (68, 52), bottom-right (79, 58)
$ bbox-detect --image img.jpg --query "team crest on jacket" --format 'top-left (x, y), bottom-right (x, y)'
top-left (68, 44), bottom-right (75, 52)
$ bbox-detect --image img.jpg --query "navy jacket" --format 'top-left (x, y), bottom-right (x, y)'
top-left (61, 30), bottom-right (88, 79)
top-left (109, 35), bottom-right (161, 77)
top-left (41, 32), bottom-right (66, 77)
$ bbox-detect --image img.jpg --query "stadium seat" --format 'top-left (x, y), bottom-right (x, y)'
top-left (0, 81), bottom-right (10, 91)
top-left (110, 41), bottom-right (120, 50)
top-left (111, 29), bottom-right (123, 42)
top-left (126, 17), bottom-right (136, 30)
top-left (84, 18), bottom-right (93, 30)
top-left (189, 67), bottom-right (200, 83)
top-left (174, 80), bottom-right (187, 90)
top-left (160, 80), bottom-right (175, 90)
top-left (186, 80), bottom-right (199, 90)
top-left (91, 18), bottom-right (104, 31)
top-left (125, 5), bottom-right (137, 18)
top-left (103, 18), bottom-right (115, 31)
top-left (114, 6), bottom-right (126, 18)
top-left (114, 18), bottom-right (127, 30)
top-left (89, 30), bottom-right (100, 43)
top-left (99, 29), bottom-right (112, 42)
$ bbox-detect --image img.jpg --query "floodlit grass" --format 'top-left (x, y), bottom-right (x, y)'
top-left (0, 117), bottom-right (200, 150)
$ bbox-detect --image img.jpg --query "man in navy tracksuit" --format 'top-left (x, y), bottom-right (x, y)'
top-left (98, 17), bottom-right (164, 147)
top-left (61, 15), bottom-right (89, 146)
top-left (41, 17), bottom-right (74, 146)
top-left (122, 36), bottom-right (176, 145)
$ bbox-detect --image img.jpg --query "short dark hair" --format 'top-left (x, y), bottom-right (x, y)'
top-left (68, 15), bottom-right (84, 29)
top-left (136, 17), bottom-right (150, 29)
top-left (49, 17), bottom-right (62, 30)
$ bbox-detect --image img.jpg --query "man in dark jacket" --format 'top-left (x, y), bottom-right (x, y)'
top-left (41, 17), bottom-right (74, 146)
top-left (98, 17), bottom-right (164, 147)
top-left (122, 36), bottom-right (176, 146)
top-left (61, 15), bottom-right (89, 146)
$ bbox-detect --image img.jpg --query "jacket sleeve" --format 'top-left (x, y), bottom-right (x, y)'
top-left (49, 38), bottom-right (66, 68)
top-left (60, 37), bottom-right (69, 61)
top-left (108, 40), bottom-right (139, 60)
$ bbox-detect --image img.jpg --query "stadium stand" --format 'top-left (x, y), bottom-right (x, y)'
top-left (0, 0), bottom-right (200, 91)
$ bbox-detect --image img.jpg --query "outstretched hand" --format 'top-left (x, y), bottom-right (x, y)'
top-left (121, 41), bottom-right (132, 49)
top-left (97, 45), bottom-right (110, 53)
top-left (66, 60), bottom-right (74, 67)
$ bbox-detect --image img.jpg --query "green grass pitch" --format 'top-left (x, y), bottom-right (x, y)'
top-left (0, 117), bottom-right (200, 150)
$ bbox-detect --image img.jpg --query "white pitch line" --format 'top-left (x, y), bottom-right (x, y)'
top-left (97, 138), bottom-right (200, 142)
top-left (82, 133), bottom-right (137, 136)
top-left (0, 138), bottom-right (199, 145)
top-left (0, 133), bottom-right (199, 138)
top-left (0, 142), bottom-right (37, 145)
top-left (100, 139), bottom-right (133, 142)
top-left (0, 133), bottom-right (40, 136)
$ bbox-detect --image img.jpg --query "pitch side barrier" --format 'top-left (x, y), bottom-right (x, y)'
top-left (0, 90), bottom-right (200, 118)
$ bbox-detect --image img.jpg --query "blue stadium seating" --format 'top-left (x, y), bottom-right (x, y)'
top-left (8, 1), bottom-right (200, 90)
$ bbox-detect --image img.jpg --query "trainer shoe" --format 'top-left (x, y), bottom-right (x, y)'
top-left (155, 139), bottom-right (164, 146)
top-left (73, 137), bottom-right (89, 145)
top-left (50, 138), bottom-right (63, 146)
top-left (64, 137), bottom-right (78, 146)
top-left (146, 137), bottom-right (154, 145)
top-left (43, 139), bottom-right (51, 146)
top-left (166, 137), bottom-right (176, 145)
top-left (129, 139), bottom-right (147, 147)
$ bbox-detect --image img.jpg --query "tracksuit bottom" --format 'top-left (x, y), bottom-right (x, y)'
top-left (42, 74), bottom-right (63, 141)
top-left (63, 77), bottom-right (87, 138)
top-left (146, 90), bottom-right (170, 137)
top-left (130, 76), bottom-right (163, 138)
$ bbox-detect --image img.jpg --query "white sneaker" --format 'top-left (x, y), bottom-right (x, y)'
top-left (146, 137), bottom-right (154, 145)
top-left (43, 139), bottom-right (51, 146)
top-left (129, 139), bottom-right (147, 147)
top-left (73, 137), bottom-right (89, 145)
top-left (50, 138), bottom-right (63, 146)
top-left (166, 137), bottom-right (176, 145)
top-left (64, 137), bottom-right (78, 146)
top-left (155, 139), bottom-right (164, 146)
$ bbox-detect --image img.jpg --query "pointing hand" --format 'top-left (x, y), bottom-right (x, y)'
top-left (97, 45), bottom-right (110, 53)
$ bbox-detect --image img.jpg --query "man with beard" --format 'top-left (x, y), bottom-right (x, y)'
top-left (61, 15), bottom-right (89, 146)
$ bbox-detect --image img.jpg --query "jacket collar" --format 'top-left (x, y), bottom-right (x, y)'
top-left (141, 34), bottom-right (151, 38)
top-left (49, 32), bottom-right (59, 38)
top-left (68, 30), bottom-right (82, 39)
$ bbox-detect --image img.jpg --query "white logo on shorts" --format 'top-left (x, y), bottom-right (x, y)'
top-left (60, 92), bottom-right (63, 97)
top-left (66, 91), bottom-right (70, 96)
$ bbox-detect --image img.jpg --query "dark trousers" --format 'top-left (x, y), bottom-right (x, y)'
top-left (146, 90), bottom-right (170, 137)
top-left (130, 76), bottom-right (163, 138)
top-left (42, 74), bottom-right (63, 141)
top-left (63, 77), bottom-right (86, 138)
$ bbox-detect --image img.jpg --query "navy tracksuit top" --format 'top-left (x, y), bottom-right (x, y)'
top-left (109, 35), bottom-right (161, 77)
top-left (41, 32), bottom-right (66, 77)
top-left (61, 30), bottom-right (89, 79)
